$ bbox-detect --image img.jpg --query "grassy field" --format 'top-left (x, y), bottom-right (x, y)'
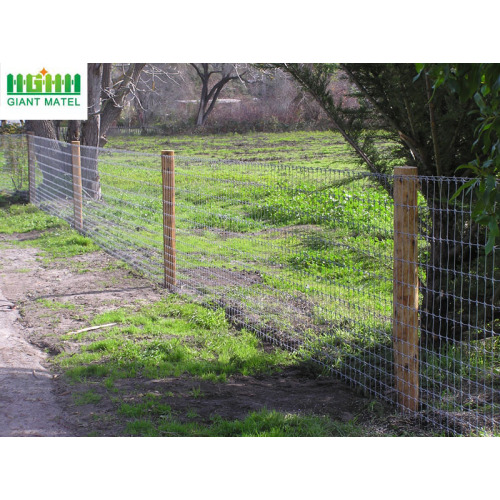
top-left (106, 130), bottom-right (371, 165)
top-left (1, 199), bottom-right (404, 436)
top-left (102, 132), bottom-right (498, 435)
top-left (24, 133), bottom-right (385, 405)
top-left (3, 130), bottom-right (498, 435)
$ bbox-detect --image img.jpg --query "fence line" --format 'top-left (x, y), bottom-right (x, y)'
top-left (1, 133), bottom-right (498, 435)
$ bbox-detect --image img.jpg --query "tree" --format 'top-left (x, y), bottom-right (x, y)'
top-left (420, 63), bottom-right (500, 255)
top-left (190, 64), bottom-right (246, 126)
top-left (26, 63), bottom-right (146, 197)
top-left (271, 63), bottom-right (494, 347)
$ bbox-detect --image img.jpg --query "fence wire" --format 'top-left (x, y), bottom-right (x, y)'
top-left (3, 134), bottom-right (499, 435)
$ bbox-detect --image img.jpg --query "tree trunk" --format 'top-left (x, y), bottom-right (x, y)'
top-left (67, 121), bottom-right (81, 142)
top-left (25, 64), bottom-right (146, 202)
top-left (80, 63), bottom-right (103, 199)
top-left (25, 120), bottom-right (72, 200)
top-left (196, 94), bottom-right (207, 126)
top-left (99, 63), bottom-right (146, 144)
top-left (191, 63), bottom-right (243, 127)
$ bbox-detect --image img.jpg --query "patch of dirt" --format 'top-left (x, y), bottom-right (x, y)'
top-left (0, 284), bottom-right (74, 436)
top-left (0, 231), bottom-right (429, 437)
top-left (179, 267), bottom-right (262, 288)
top-left (0, 240), bottom-right (165, 436)
top-left (0, 246), bottom-right (164, 355)
top-left (59, 369), bottom-right (370, 436)
top-left (0, 229), bottom-right (52, 242)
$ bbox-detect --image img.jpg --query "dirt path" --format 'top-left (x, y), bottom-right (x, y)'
top-left (0, 240), bottom-right (163, 436)
top-left (0, 279), bottom-right (73, 436)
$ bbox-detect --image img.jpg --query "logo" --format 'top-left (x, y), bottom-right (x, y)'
top-left (0, 63), bottom-right (88, 120)
top-left (7, 68), bottom-right (81, 95)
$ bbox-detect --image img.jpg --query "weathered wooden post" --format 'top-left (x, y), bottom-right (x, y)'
top-left (26, 131), bottom-right (36, 203)
top-left (393, 166), bottom-right (419, 412)
top-left (71, 141), bottom-right (83, 232)
top-left (161, 150), bottom-right (176, 290)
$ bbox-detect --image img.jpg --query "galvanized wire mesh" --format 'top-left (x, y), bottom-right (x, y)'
top-left (418, 177), bottom-right (499, 434)
top-left (4, 134), bottom-right (499, 435)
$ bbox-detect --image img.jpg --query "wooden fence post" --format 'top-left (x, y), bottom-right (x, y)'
top-left (393, 166), bottom-right (419, 412)
top-left (26, 132), bottom-right (36, 203)
top-left (162, 150), bottom-right (176, 290)
top-left (71, 141), bottom-right (83, 232)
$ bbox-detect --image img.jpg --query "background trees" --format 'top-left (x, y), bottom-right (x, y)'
top-left (112, 64), bottom-right (327, 132)
top-left (190, 63), bottom-right (247, 127)
top-left (421, 63), bottom-right (500, 254)
top-left (271, 63), bottom-right (497, 346)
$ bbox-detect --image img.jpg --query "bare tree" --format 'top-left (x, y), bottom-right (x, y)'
top-left (26, 63), bottom-right (146, 199)
top-left (132, 64), bottom-right (185, 127)
top-left (190, 64), bottom-right (246, 126)
top-left (98, 63), bottom-right (146, 143)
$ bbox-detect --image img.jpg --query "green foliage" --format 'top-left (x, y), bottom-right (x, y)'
top-left (0, 134), bottom-right (29, 191)
top-left (0, 123), bottom-right (24, 135)
top-left (0, 203), bottom-right (65, 233)
top-left (269, 64), bottom-right (399, 178)
top-left (34, 232), bottom-right (99, 258)
top-left (123, 408), bottom-right (366, 437)
top-left (54, 295), bottom-right (297, 383)
top-left (273, 63), bottom-right (477, 181)
top-left (420, 63), bottom-right (500, 253)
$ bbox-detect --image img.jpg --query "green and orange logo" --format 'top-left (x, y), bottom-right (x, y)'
top-left (7, 68), bottom-right (81, 96)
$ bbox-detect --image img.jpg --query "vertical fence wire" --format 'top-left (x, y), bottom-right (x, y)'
top-left (0, 134), bottom-right (498, 435)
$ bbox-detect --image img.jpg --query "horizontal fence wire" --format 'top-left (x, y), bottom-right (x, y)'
top-left (58, 126), bottom-right (161, 139)
top-left (2, 134), bottom-right (498, 436)
top-left (0, 134), bottom-right (29, 195)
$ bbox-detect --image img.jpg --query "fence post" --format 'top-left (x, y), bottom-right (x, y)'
top-left (393, 166), bottom-right (419, 412)
top-left (71, 141), bottom-right (83, 232)
top-left (26, 131), bottom-right (36, 203)
top-left (161, 150), bottom-right (176, 290)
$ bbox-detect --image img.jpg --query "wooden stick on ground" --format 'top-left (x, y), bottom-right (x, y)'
top-left (67, 323), bottom-right (117, 335)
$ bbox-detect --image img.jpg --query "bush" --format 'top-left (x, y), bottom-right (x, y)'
top-left (0, 123), bottom-right (25, 135)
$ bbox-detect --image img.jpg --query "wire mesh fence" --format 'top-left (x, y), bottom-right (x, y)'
top-left (2, 133), bottom-right (499, 435)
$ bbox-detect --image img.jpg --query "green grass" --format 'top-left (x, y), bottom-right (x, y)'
top-left (78, 133), bottom-right (492, 428)
top-left (53, 295), bottom-right (297, 384)
top-left (100, 132), bottom-right (498, 434)
top-left (36, 298), bottom-right (79, 311)
top-left (48, 291), bottom-right (358, 435)
top-left (123, 408), bottom-right (367, 437)
top-left (73, 390), bottom-right (103, 406)
top-left (34, 231), bottom-right (99, 258)
top-left (0, 203), bottom-right (99, 258)
top-left (106, 130), bottom-right (397, 169)
top-left (0, 203), bottom-right (65, 234)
